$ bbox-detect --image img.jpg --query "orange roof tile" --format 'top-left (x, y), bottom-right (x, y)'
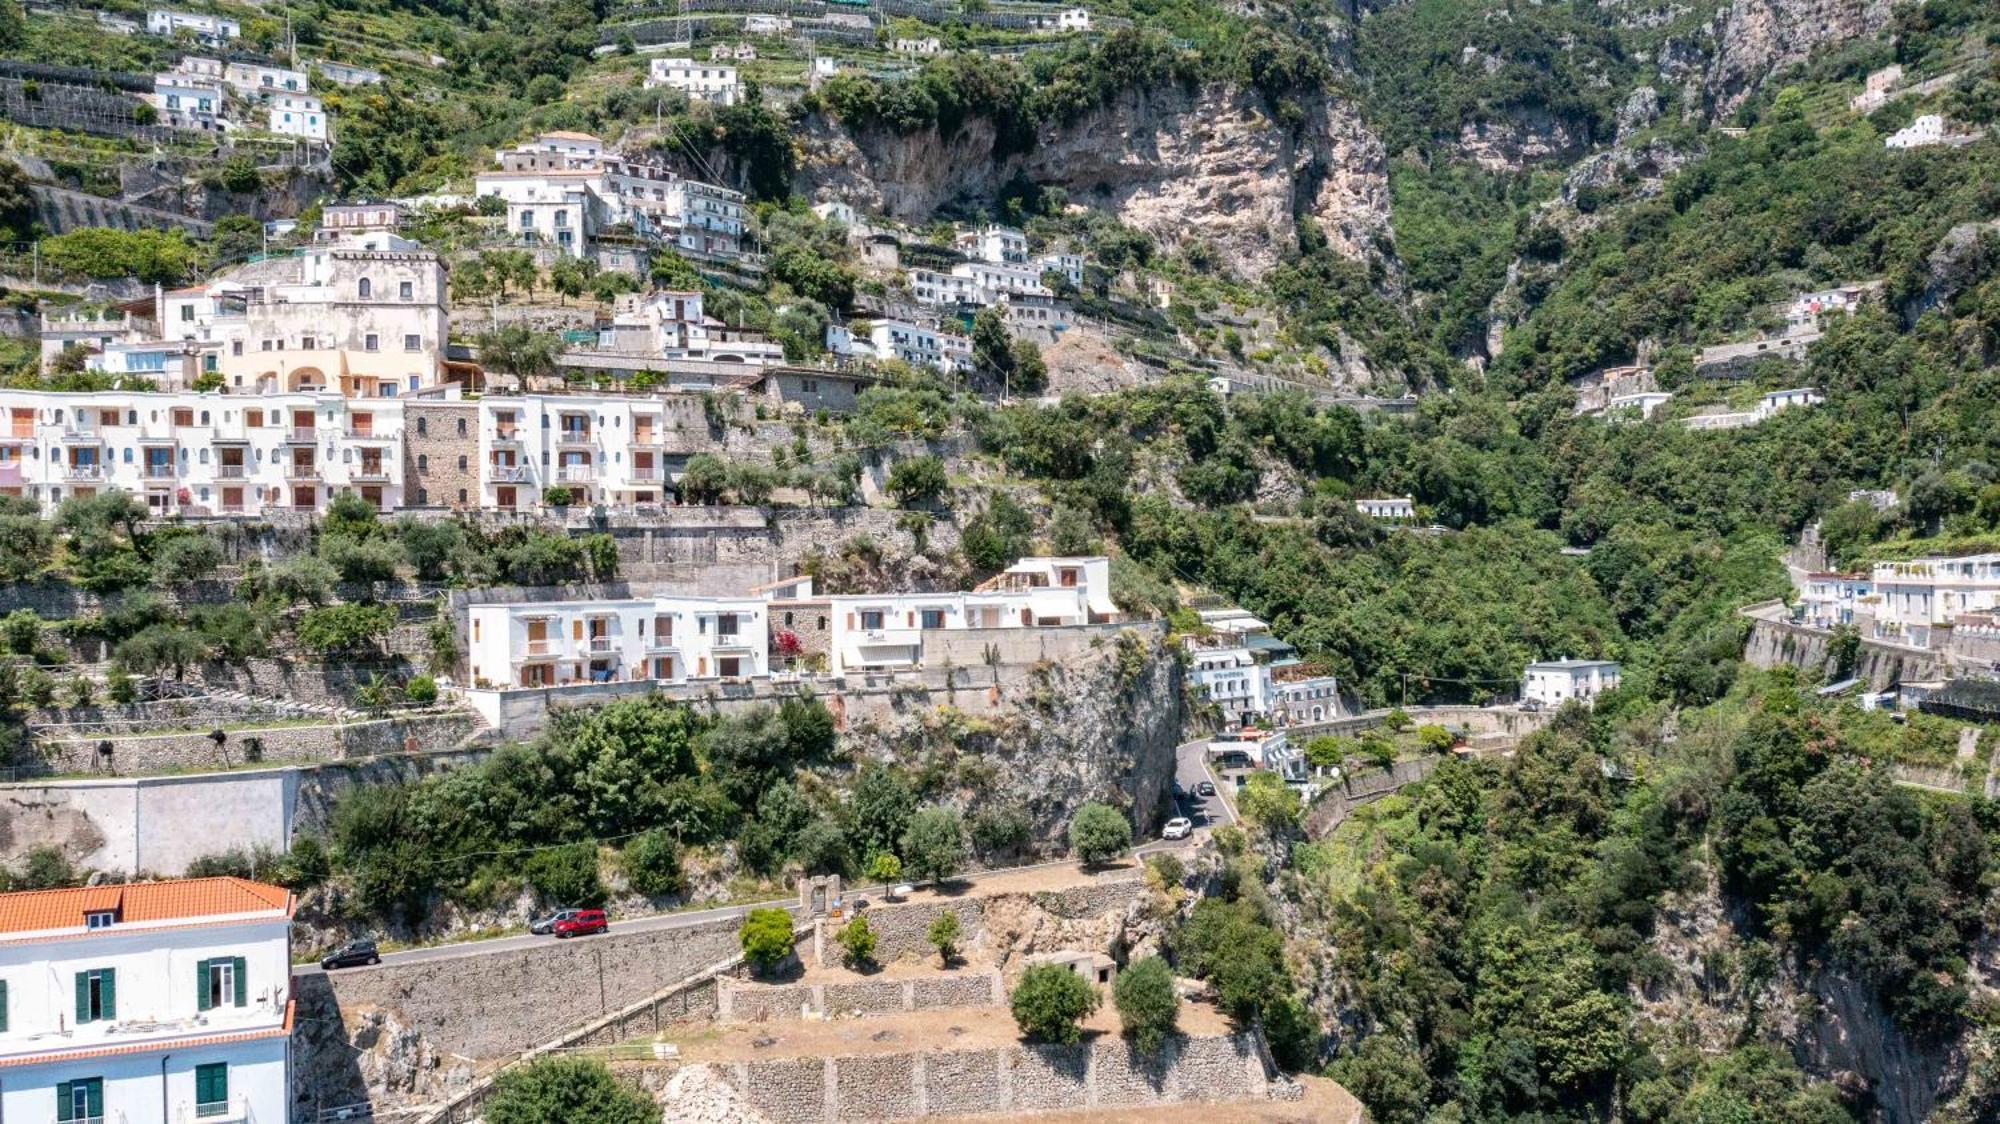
top-left (0, 877), bottom-right (292, 935)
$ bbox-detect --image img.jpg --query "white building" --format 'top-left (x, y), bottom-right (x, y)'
top-left (894, 37), bottom-right (943, 55)
top-left (267, 93), bottom-right (328, 140)
top-left (148, 72), bottom-right (225, 132)
top-left (711, 41), bottom-right (756, 61)
top-left (0, 389), bottom-right (416, 515)
top-left (1799, 572), bottom-right (1873, 629)
top-left (146, 8), bottom-right (239, 43)
top-left (645, 58), bottom-right (743, 106)
top-left (867, 319), bottom-right (972, 374)
top-left (0, 877), bottom-right (294, 1124)
top-left (475, 133), bottom-right (747, 260)
top-left (1869, 554), bottom-right (2000, 650)
top-left (222, 61), bottom-right (309, 96)
top-left (1036, 250), bottom-right (1085, 287)
top-left (1272, 671), bottom-right (1342, 726)
top-left (466, 595), bottom-right (770, 688)
top-left (1183, 607), bottom-right (1294, 726)
top-left (1782, 283), bottom-right (1877, 330)
top-left (744, 14), bottom-right (791, 33)
top-left (1058, 7), bottom-right (1093, 30)
top-left (1607, 391), bottom-right (1673, 420)
top-left (1207, 727), bottom-right (1299, 778)
top-left (1522, 659), bottom-right (1621, 708)
top-left (822, 556), bottom-right (1116, 674)
top-left (316, 60), bottom-right (384, 86)
top-left (597, 290), bottom-right (784, 365)
top-left (1356, 496), bottom-right (1415, 520)
top-left (1754, 386), bottom-right (1824, 419)
top-left (1886, 114), bottom-right (1946, 149)
top-left (958, 226), bottom-right (1028, 265)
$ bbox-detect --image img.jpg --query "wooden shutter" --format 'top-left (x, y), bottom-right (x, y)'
top-left (74, 971), bottom-right (89, 1023)
top-left (232, 956), bottom-right (247, 1006)
top-left (56, 1080), bottom-right (74, 1122)
top-left (101, 968), bottom-right (114, 1019)
top-left (197, 1062), bottom-right (228, 1107)
top-left (0, 979), bottom-right (7, 1032)
top-left (197, 958), bottom-right (212, 1011)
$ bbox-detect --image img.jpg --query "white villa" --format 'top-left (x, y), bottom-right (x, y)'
top-left (1886, 114), bottom-right (1946, 149)
top-left (1867, 554), bottom-right (2000, 650)
top-left (466, 595), bottom-right (770, 689)
top-left (1799, 571), bottom-right (1873, 629)
top-left (645, 58), bottom-right (743, 106)
top-left (824, 556), bottom-right (1118, 674)
top-left (146, 8), bottom-right (239, 43)
top-left (475, 132), bottom-right (748, 261)
top-left (1356, 496), bottom-right (1416, 520)
top-left (1522, 659), bottom-right (1621, 708)
top-left (0, 877), bottom-right (294, 1124)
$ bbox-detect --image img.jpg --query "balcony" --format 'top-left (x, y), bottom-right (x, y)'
top-left (344, 426), bottom-right (395, 443)
top-left (142, 465), bottom-right (177, 480)
top-left (285, 426), bottom-right (318, 443)
top-left (584, 635), bottom-right (617, 653)
top-left (628, 466), bottom-right (665, 482)
top-left (64, 462), bottom-right (105, 479)
top-left (491, 428), bottom-right (523, 446)
top-left (555, 429), bottom-right (595, 448)
top-left (555, 464), bottom-right (595, 483)
top-left (62, 425), bottom-right (104, 443)
top-left (283, 462), bottom-right (319, 480)
top-left (217, 463), bottom-right (248, 479)
top-left (517, 639), bottom-right (560, 659)
top-left (350, 463), bottom-right (392, 482)
top-left (488, 465), bottom-right (532, 483)
top-left (646, 635), bottom-right (678, 653)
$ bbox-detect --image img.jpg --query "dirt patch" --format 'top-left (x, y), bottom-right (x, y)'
top-left (934, 1075), bottom-right (1363, 1123)
top-left (659, 999), bottom-right (1236, 1063)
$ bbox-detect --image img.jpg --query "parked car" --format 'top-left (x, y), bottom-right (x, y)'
top-left (320, 939), bottom-right (380, 970)
top-left (1195, 780), bottom-right (1216, 798)
top-left (553, 909), bottom-right (609, 938)
top-left (530, 909), bottom-right (579, 935)
top-left (1162, 817), bottom-right (1193, 840)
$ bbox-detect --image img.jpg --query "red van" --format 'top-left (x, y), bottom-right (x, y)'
top-left (553, 908), bottom-right (609, 938)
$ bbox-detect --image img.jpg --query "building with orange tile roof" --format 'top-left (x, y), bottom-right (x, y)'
top-left (0, 877), bottom-right (294, 1124)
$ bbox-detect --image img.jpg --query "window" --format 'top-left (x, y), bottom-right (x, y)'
top-left (0, 978), bottom-right (7, 1032)
top-left (56, 1077), bottom-right (103, 1123)
top-left (417, 454), bottom-right (428, 471)
top-left (198, 956), bottom-right (245, 1010)
top-left (399, 281), bottom-right (413, 300)
top-left (85, 910), bottom-right (114, 929)
top-left (404, 334), bottom-right (421, 352)
top-left (457, 455), bottom-right (468, 471)
top-left (416, 417), bottom-right (427, 436)
top-left (456, 417), bottom-right (467, 436)
top-left (860, 610), bottom-right (884, 631)
top-left (358, 278), bottom-right (372, 299)
top-left (364, 333), bottom-right (379, 352)
top-left (920, 609), bottom-right (945, 629)
top-left (196, 1063), bottom-right (229, 1118)
top-left (75, 967), bottom-right (115, 1023)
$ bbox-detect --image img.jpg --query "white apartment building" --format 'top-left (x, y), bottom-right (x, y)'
top-left (1886, 114), bottom-right (1947, 149)
top-left (476, 133), bottom-right (747, 260)
top-left (466, 595), bottom-right (769, 688)
top-left (1799, 571), bottom-right (1872, 629)
top-left (470, 393), bottom-right (730, 510)
top-left (223, 61), bottom-right (309, 96)
top-left (597, 290), bottom-right (785, 365)
top-left (316, 60), bottom-right (384, 86)
top-left (1036, 250), bottom-right (1085, 287)
top-left (148, 72), bottom-right (225, 132)
top-left (910, 262), bottom-right (1050, 308)
top-left (1869, 554), bottom-right (2000, 649)
top-left (1272, 672), bottom-right (1341, 725)
top-left (1356, 496), bottom-right (1415, 520)
top-left (1755, 386), bottom-right (1824, 419)
top-left (958, 226), bottom-right (1028, 264)
top-left (0, 390), bottom-right (412, 515)
top-left (146, 8), bottom-right (239, 42)
top-left (868, 319), bottom-right (973, 373)
top-left (268, 92), bottom-right (328, 140)
top-left (645, 58), bottom-right (743, 106)
top-left (1058, 7), bottom-right (1093, 30)
top-left (1607, 391), bottom-right (1674, 420)
top-left (139, 233), bottom-right (449, 398)
top-left (1183, 606), bottom-right (1295, 727)
top-left (1522, 659), bottom-right (1621, 708)
top-left (894, 37), bottom-right (943, 55)
top-left (823, 556), bottom-right (1116, 674)
top-left (0, 877), bottom-right (293, 1124)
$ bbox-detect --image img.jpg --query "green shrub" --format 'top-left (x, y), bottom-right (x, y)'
top-left (927, 911), bottom-right (961, 965)
top-left (483, 1057), bottom-right (656, 1124)
top-left (900, 806), bottom-right (965, 884)
top-left (740, 907), bottom-right (796, 975)
top-left (621, 830), bottom-right (684, 897)
top-left (295, 603), bottom-right (395, 654)
top-left (1010, 962), bottom-right (1099, 1044)
top-left (835, 914), bottom-right (877, 968)
top-left (403, 674), bottom-right (438, 704)
top-left (1113, 955), bottom-right (1181, 1054)
top-left (1069, 802), bottom-right (1132, 866)
top-left (524, 842), bottom-right (602, 906)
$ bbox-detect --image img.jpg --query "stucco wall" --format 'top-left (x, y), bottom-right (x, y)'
top-left (0, 768), bottom-right (296, 874)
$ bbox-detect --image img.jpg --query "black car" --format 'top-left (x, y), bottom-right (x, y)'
top-left (321, 939), bottom-right (381, 970)
top-left (1195, 780), bottom-right (1217, 798)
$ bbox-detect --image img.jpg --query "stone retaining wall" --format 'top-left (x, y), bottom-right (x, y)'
top-left (717, 972), bottom-right (1002, 1020)
top-left (39, 712), bottom-right (479, 775)
top-left (704, 1031), bottom-right (1287, 1123)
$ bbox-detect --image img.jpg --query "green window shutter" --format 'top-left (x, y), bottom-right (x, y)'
top-left (86, 1077), bottom-right (103, 1118)
top-left (100, 968), bottom-right (114, 1020)
top-left (197, 958), bottom-right (212, 1011)
top-left (56, 1081), bottom-right (73, 1122)
top-left (232, 956), bottom-right (247, 1007)
top-left (74, 971), bottom-right (88, 1024)
top-left (0, 978), bottom-right (8, 1033)
top-left (197, 1062), bottom-right (228, 1107)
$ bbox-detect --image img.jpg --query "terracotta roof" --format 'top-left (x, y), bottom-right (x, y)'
top-left (0, 877), bottom-right (292, 936)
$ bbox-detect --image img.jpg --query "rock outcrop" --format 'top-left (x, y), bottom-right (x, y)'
top-left (800, 84), bottom-right (1389, 280)
top-left (1667, 0), bottom-right (1897, 120)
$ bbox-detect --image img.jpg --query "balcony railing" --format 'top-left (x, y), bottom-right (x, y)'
top-left (64, 462), bottom-right (104, 479)
top-left (284, 462), bottom-right (318, 480)
top-left (488, 465), bottom-right (532, 483)
top-left (217, 464), bottom-right (247, 478)
top-left (555, 465), bottom-right (595, 482)
top-left (585, 636), bottom-right (617, 653)
top-left (492, 428), bottom-right (522, 444)
top-left (555, 429), bottom-right (594, 446)
top-left (63, 425), bottom-right (103, 441)
top-left (143, 466), bottom-right (176, 479)
top-left (286, 426), bottom-right (318, 442)
top-left (351, 464), bottom-right (391, 481)
top-left (344, 426), bottom-right (394, 441)
top-left (519, 639), bottom-right (560, 658)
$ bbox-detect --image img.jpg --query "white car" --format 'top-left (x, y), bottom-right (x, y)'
top-left (1162, 817), bottom-right (1193, 840)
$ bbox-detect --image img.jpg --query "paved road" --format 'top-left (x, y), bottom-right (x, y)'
top-left (1172, 735), bottom-right (1234, 829)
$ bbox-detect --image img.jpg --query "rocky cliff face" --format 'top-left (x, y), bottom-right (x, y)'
top-left (1665, 0), bottom-right (1898, 120)
top-left (800, 84), bottom-right (1389, 280)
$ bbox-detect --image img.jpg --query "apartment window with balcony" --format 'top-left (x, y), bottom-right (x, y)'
top-left (57, 1076), bottom-right (103, 1123)
top-left (196, 1062), bottom-right (230, 1118)
top-left (199, 956), bottom-right (247, 1009)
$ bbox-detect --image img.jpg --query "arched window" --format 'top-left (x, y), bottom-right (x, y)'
top-left (416, 417), bottom-right (427, 436)
top-left (418, 454), bottom-right (428, 471)
top-left (199, 411), bottom-right (209, 425)
top-left (358, 277), bottom-right (373, 298)
top-left (456, 417), bottom-right (467, 436)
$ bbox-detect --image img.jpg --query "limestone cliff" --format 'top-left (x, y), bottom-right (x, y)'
top-left (799, 84), bottom-right (1390, 281)
top-left (1662, 0), bottom-right (1899, 120)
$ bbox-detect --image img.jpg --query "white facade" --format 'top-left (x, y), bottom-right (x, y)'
top-left (476, 133), bottom-right (747, 259)
top-left (1869, 554), bottom-right (2000, 649)
top-left (146, 8), bottom-right (239, 42)
top-left (597, 290), bottom-right (784, 365)
top-left (1187, 645), bottom-right (1271, 725)
top-left (148, 74), bottom-right (225, 132)
top-left (1522, 660), bottom-right (1621, 707)
top-left (645, 58), bottom-right (743, 106)
top-left (0, 878), bottom-right (293, 1124)
top-left (267, 93), bottom-right (328, 140)
top-left (894, 37), bottom-right (943, 55)
top-left (316, 60), bottom-right (384, 86)
top-left (824, 556), bottom-right (1115, 674)
top-left (223, 61), bottom-right (309, 96)
top-left (1754, 386), bottom-right (1823, 419)
top-left (958, 226), bottom-right (1028, 265)
top-left (1058, 7), bottom-right (1093, 30)
top-left (467, 596), bottom-right (769, 688)
top-left (744, 14), bottom-right (791, 33)
top-left (868, 319), bottom-right (972, 373)
top-left (1607, 391), bottom-right (1673, 420)
top-left (1799, 572), bottom-right (1872, 629)
top-left (1036, 251), bottom-right (1085, 287)
top-left (1356, 496), bottom-right (1415, 520)
top-left (1272, 673), bottom-right (1341, 725)
top-left (1886, 114), bottom-right (1946, 149)
top-left (0, 390), bottom-right (414, 515)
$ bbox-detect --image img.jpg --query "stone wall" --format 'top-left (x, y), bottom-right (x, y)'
top-left (705, 1031), bottom-right (1286, 1123)
top-left (1740, 608), bottom-right (1946, 689)
top-left (401, 401), bottom-right (480, 510)
top-left (1303, 756), bottom-right (1440, 840)
top-left (717, 972), bottom-right (1004, 1020)
top-left (37, 712), bottom-right (479, 775)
